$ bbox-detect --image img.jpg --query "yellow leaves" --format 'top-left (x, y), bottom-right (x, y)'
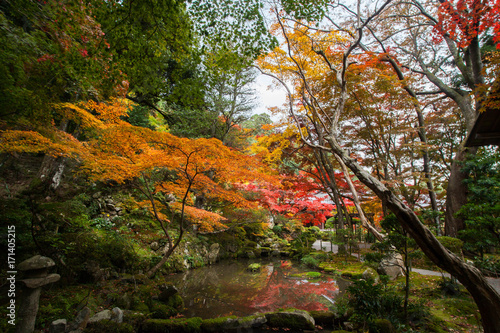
top-left (85, 98), bottom-right (131, 123)
top-left (249, 125), bottom-right (301, 166)
top-left (57, 103), bottom-right (104, 130)
top-left (0, 129), bottom-right (84, 159)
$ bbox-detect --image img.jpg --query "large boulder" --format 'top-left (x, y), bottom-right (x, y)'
top-left (377, 253), bottom-right (404, 280)
top-left (68, 306), bottom-right (92, 331)
top-left (207, 243), bottom-right (220, 264)
top-left (362, 267), bottom-right (380, 283)
top-left (88, 310), bottom-right (112, 323)
top-left (265, 309), bottom-right (315, 330)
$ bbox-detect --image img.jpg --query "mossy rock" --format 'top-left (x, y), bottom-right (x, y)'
top-left (369, 318), bottom-right (396, 333)
top-left (260, 247), bottom-right (271, 256)
top-left (248, 263), bottom-right (262, 272)
top-left (84, 320), bottom-right (134, 333)
top-left (122, 311), bottom-right (146, 328)
top-left (279, 250), bottom-right (291, 257)
top-left (141, 317), bottom-right (203, 333)
top-left (165, 293), bottom-right (184, 310)
top-left (265, 309), bottom-right (315, 330)
top-left (309, 310), bottom-right (335, 326)
top-left (131, 298), bottom-right (149, 313)
top-left (200, 316), bottom-right (238, 332)
top-left (244, 240), bottom-right (258, 248)
top-left (150, 301), bottom-right (179, 319)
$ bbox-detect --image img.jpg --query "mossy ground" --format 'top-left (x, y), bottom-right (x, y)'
top-left (318, 251), bottom-right (482, 332)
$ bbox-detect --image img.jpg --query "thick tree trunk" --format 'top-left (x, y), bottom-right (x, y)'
top-left (445, 146), bottom-right (477, 236)
top-left (328, 137), bottom-right (500, 332)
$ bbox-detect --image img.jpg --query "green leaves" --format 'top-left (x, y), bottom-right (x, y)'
top-left (458, 149), bottom-right (500, 257)
top-left (189, 0), bottom-right (277, 63)
top-left (280, 0), bottom-right (329, 21)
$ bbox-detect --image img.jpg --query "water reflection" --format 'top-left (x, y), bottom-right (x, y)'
top-left (168, 258), bottom-right (349, 319)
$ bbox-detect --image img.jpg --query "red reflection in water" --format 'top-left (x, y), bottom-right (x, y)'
top-left (248, 265), bottom-right (338, 313)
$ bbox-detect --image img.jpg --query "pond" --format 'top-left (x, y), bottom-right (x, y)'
top-left (168, 258), bottom-right (350, 319)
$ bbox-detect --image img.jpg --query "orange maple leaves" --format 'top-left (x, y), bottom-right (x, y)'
top-left (0, 99), bottom-right (276, 232)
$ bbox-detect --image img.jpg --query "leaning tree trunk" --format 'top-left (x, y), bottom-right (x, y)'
top-left (328, 137), bottom-right (500, 333)
top-left (335, 156), bottom-right (385, 242)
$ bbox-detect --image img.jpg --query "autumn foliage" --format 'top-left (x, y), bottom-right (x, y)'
top-left (434, 0), bottom-right (500, 48)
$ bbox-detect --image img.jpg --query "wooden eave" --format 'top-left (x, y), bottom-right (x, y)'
top-left (465, 108), bottom-right (500, 147)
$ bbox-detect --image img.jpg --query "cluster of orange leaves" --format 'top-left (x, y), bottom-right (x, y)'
top-left (0, 99), bottom-right (278, 232)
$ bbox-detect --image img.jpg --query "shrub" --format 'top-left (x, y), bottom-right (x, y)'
top-left (301, 255), bottom-right (319, 268)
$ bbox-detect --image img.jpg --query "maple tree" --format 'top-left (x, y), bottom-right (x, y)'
top-left (256, 0), bottom-right (500, 331)
top-left (0, 98), bottom-right (276, 277)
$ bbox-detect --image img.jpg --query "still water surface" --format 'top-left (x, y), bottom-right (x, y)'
top-left (169, 258), bottom-right (349, 319)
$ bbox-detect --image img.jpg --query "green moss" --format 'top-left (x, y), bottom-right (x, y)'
top-left (265, 309), bottom-right (315, 330)
top-left (200, 316), bottom-right (238, 332)
top-left (142, 317), bottom-right (203, 333)
top-left (123, 312), bottom-right (146, 327)
top-left (290, 271), bottom-right (322, 279)
top-left (165, 293), bottom-right (184, 309)
top-left (369, 318), bottom-right (396, 333)
top-left (248, 263), bottom-right (262, 272)
top-left (84, 320), bottom-right (134, 333)
top-left (309, 310), bottom-right (335, 325)
top-left (150, 301), bottom-right (178, 319)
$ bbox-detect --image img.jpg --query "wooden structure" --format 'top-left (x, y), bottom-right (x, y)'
top-left (465, 108), bottom-right (500, 147)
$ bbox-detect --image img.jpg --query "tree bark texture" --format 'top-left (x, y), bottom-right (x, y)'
top-left (328, 137), bottom-right (500, 332)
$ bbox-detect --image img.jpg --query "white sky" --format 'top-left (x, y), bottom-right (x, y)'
top-left (251, 73), bottom-right (287, 119)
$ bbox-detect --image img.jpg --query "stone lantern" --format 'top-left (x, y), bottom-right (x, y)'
top-left (16, 255), bottom-right (60, 333)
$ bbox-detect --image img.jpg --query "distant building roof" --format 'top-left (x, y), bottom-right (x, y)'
top-left (465, 107), bottom-right (500, 147)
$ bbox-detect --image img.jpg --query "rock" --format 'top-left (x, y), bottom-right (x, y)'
top-left (116, 294), bottom-right (132, 309)
top-left (22, 274), bottom-right (60, 288)
top-left (150, 241), bottom-right (160, 251)
top-left (18, 255), bottom-right (55, 271)
top-left (246, 251), bottom-right (256, 259)
top-left (68, 307), bottom-right (92, 331)
top-left (207, 243), bottom-right (220, 264)
top-left (271, 250), bottom-right (280, 256)
top-left (49, 319), bottom-right (67, 333)
top-left (362, 267), bottom-right (379, 283)
top-left (227, 243), bottom-right (238, 253)
top-left (202, 314), bottom-right (267, 332)
top-left (111, 307), bottom-right (124, 323)
top-left (266, 309), bottom-right (315, 330)
top-left (377, 253), bottom-right (404, 280)
top-left (88, 310), bottom-right (112, 323)
top-left (236, 314), bottom-right (267, 328)
top-left (158, 284), bottom-right (179, 302)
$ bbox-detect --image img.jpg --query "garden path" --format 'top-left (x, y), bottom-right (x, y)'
top-left (312, 239), bottom-right (500, 294)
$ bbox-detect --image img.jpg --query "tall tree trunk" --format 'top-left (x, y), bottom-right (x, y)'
top-left (37, 119), bottom-right (70, 191)
top-left (445, 146), bottom-right (477, 236)
top-left (328, 137), bottom-right (500, 332)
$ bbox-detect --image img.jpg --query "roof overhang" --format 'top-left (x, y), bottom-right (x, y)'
top-left (465, 108), bottom-right (500, 147)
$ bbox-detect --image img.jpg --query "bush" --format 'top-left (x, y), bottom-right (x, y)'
top-left (301, 255), bottom-right (319, 268)
top-left (363, 252), bottom-right (385, 264)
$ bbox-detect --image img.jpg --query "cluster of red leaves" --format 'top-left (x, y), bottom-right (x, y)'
top-left (434, 0), bottom-right (500, 48)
